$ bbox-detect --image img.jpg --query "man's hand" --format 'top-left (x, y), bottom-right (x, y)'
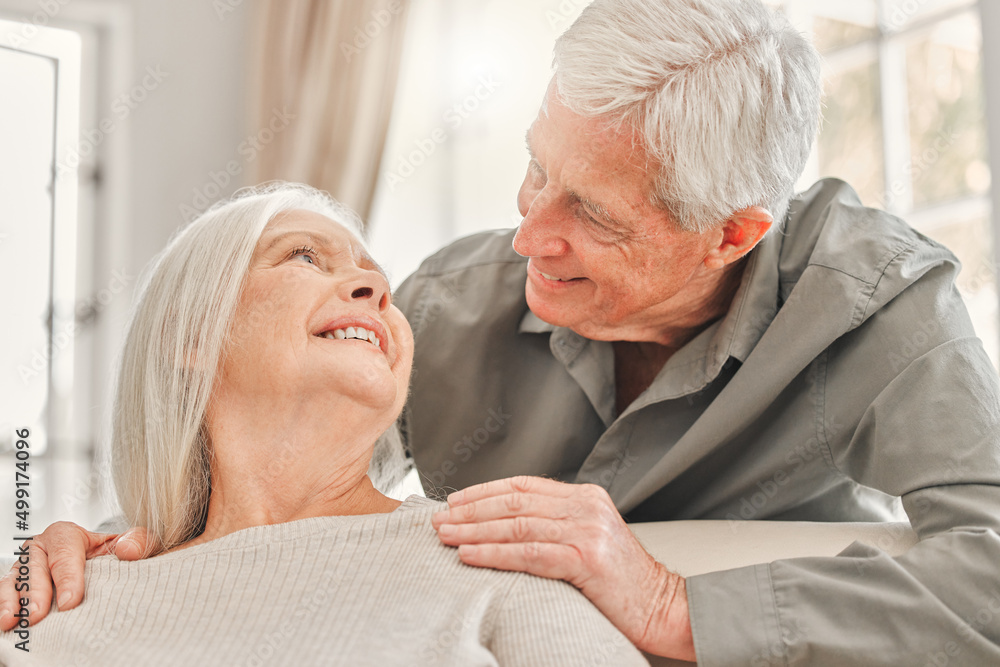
top-left (0, 522), bottom-right (160, 629)
top-left (431, 476), bottom-right (695, 661)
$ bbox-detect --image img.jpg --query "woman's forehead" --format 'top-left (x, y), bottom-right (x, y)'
top-left (257, 209), bottom-right (387, 279)
top-left (256, 209), bottom-right (361, 255)
top-left (263, 209), bottom-right (357, 241)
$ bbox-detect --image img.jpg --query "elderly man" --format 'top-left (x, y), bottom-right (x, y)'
top-left (10, 0), bottom-right (1000, 664)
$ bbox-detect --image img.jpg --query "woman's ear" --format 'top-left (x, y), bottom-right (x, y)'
top-left (703, 206), bottom-right (773, 270)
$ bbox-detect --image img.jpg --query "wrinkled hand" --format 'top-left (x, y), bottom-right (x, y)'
top-left (431, 476), bottom-right (695, 661)
top-left (0, 522), bottom-right (161, 630)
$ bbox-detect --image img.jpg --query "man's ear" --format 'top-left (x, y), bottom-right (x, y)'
top-left (703, 206), bottom-right (773, 270)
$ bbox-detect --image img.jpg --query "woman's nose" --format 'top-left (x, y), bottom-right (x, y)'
top-left (346, 272), bottom-right (391, 311)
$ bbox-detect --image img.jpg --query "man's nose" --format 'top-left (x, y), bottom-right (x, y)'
top-left (512, 189), bottom-right (571, 258)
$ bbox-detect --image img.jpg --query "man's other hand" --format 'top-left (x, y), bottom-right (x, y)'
top-left (431, 475), bottom-right (696, 661)
top-left (0, 522), bottom-right (160, 629)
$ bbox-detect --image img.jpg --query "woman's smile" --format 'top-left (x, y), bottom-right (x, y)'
top-left (312, 313), bottom-right (390, 356)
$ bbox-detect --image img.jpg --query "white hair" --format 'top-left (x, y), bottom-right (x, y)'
top-left (111, 182), bottom-right (407, 549)
top-left (553, 0), bottom-right (822, 232)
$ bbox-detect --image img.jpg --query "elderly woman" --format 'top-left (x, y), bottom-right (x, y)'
top-left (0, 184), bottom-right (647, 666)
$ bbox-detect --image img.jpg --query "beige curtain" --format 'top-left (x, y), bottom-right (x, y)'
top-left (250, 0), bottom-right (411, 226)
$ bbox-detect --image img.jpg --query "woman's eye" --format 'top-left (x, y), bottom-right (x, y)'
top-left (290, 247), bottom-right (317, 264)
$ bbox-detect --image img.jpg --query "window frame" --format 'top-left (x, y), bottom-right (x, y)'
top-left (778, 0), bottom-right (999, 364)
top-left (0, 1), bottom-right (133, 458)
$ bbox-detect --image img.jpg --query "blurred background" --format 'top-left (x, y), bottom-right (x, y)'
top-left (1, 0), bottom-right (998, 540)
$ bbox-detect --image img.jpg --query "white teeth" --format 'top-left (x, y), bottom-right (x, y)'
top-left (321, 327), bottom-right (381, 348)
top-left (540, 271), bottom-right (570, 282)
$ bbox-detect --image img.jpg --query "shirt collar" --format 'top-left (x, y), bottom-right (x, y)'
top-left (707, 229), bottom-right (782, 366)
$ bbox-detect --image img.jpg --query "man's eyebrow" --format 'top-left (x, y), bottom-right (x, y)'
top-left (522, 131), bottom-right (627, 230)
top-left (568, 188), bottom-right (628, 230)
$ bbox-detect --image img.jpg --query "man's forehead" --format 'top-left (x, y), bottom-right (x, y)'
top-left (525, 102), bottom-right (668, 234)
top-left (530, 98), bottom-right (648, 161)
top-left (528, 108), bottom-right (656, 187)
top-left (539, 79), bottom-right (556, 118)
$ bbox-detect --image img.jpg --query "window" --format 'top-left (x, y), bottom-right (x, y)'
top-left (368, 0), bottom-right (589, 284)
top-left (0, 3), bottom-right (131, 540)
top-left (0, 15), bottom-right (81, 544)
top-left (768, 0), bottom-right (997, 367)
top-left (0, 18), bottom-right (80, 457)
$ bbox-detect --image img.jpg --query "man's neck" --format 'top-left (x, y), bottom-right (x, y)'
top-left (613, 258), bottom-right (747, 413)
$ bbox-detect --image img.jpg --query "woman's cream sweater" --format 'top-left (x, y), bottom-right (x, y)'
top-left (0, 496), bottom-right (647, 666)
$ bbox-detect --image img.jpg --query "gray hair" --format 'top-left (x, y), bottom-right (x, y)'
top-left (111, 183), bottom-right (405, 549)
top-left (553, 0), bottom-right (822, 232)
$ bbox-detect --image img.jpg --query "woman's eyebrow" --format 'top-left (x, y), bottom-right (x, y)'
top-left (260, 230), bottom-right (332, 254)
top-left (260, 231), bottom-right (389, 280)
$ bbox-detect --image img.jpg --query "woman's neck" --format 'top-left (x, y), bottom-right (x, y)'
top-left (171, 401), bottom-right (403, 552)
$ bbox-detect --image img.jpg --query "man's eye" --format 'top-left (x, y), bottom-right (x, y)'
top-left (580, 211), bottom-right (626, 243)
top-left (581, 210), bottom-right (607, 230)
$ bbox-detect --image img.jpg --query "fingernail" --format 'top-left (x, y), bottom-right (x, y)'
top-left (447, 490), bottom-right (464, 504)
top-left (57, 590), bottom-right (72, 610)
top-left (458, 544), bottom-right (478, 557)
top-left (431, 511), bottom-right (448, 525)
top-left (0, 607), bottom-right (10, 622)
top-left (116, 536), bottom-right (136, 552)
top-left (27, 602), bottom-right (38, 616)
top-left (438, 524), bottom-right (456, 536)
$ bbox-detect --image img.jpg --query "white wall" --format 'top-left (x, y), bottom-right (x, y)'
top-left (114, 0), bottom-right (250, 263)
top-left (1, 0), bottom-right (250, 274)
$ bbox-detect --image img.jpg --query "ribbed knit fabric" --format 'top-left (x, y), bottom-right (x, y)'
top-left (0, 496), bottom-right (648, 666)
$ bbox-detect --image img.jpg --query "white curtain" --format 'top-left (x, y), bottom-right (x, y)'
top-left (250, 0), bottom-right (411, 226)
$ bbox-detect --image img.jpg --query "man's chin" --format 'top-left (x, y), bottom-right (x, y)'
top-left (526, 290), bottom-right (629, 342)
top-left (525, 289), bottom-right (585, 330)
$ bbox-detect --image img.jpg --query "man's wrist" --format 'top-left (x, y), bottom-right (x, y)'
top-left (636, 563), bottom-right (695, 661)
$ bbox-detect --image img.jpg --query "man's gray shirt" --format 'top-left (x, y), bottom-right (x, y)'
top-left (392, 178), bottom-right (1000, 665)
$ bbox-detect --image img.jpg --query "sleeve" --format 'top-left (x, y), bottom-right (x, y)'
top-left (389, 266), bottom-right (425, 459)
top-left (488, 574), bottom-right (650, 666)
top-left (687, 313), bottom-right (1000, 662)
top-left (391, 263), bottom-right (427, 335)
